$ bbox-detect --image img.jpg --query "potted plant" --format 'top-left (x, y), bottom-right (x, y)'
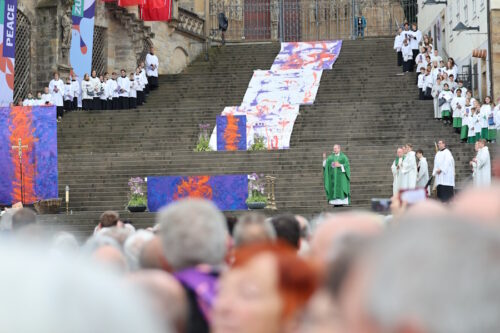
top-left (195, 123), bottom-right (213, 152)
top-left (249, 135), bottom-right (266, 151)
top-left (127, 177), bottom-right (147, 212)
top-left (246, 173), bottom-right (268, 209)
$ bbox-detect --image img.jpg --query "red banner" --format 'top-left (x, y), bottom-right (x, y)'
top-left (140, 0), bottom-right (172, 20)
top-left (118, 0), bottom-right (144, 6)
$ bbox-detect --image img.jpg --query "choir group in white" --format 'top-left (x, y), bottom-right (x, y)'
top-left (391, 23), bottom-right (494, 201)
top-left (21, 47), bottom-right (160, 121)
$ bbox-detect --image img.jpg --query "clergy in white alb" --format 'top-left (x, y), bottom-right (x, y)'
top-left (145, 46), bottom-right (159, 90)
top-left (394, 28), bottom-right (403, 67)
top-left (416, 149), bottom-right (430, 195)
top-left (49, 72), bottom-right (65, 119)
top-left (400, 144), bottom-right (417, 190)
top-left (432, 140), bottom-right (455, 202)
top-left (117, 69), bottom-right (131, 109)
top-left (471, 140), bottom-right (491, 187)
top-left (391, 148), bottom-right (404, 195)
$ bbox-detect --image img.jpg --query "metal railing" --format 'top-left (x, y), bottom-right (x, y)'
top-left (209, 0), bottom-right (408, 43)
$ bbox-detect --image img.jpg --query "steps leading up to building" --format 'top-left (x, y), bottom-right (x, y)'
top-left (38, 38), bottom-right (482, 239)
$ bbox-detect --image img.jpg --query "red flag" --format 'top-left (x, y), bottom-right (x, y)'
top-left (140, 0), bottom-right (172, 20)
top-left (118, 0), bottom-right (144, 6)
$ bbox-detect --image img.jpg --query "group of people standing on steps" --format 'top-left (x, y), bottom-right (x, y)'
top-left (20, 46), bottom-right (160, 121)
top-left (394, 26), bottom-right (500, 144)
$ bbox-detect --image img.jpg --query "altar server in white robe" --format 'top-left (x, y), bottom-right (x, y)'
top-left (416, 149), bottom-right (430, 195)
top-left (63, 77), bottom-right (74, 112)
top-left (71, 74), bottom-right (81, 110)
top-left (409, 23), bottom-right (422, 61)
top-left (432, 77), bottom-right (442, 119)
top-left (99, 75), bottom-right (109, 110)
top-left (41, 87), bottom-right (54, 106)
top-left (451, 88), bottom-right (466, 133)
top-left (394, 28), bottom-right (403, 66)
top-left (391, 147), bottom-right (404, 195)
top-left (128, 73), bottom-right (137, 109)
top-left (108, 72), bottom-right (119, 110)
top-left (90, 70), bottom-right (101, 110)
top-left (145, 46), bottom-right (159, 90)
top-left (402, 39), bottom-right (413, 72)
top-left (134, 67), bottom-right (145, 106)
top-left (117, 69), bottom-right (130, 109)
top-left (400, 143), bottom-right (417, 190)
top-left (433, 140), bottom-right (455, 202)
top-left (470, 139), bottom-right (491, 187)
top-left (22, 92), bottom-right (36, 106)
top-left (49, 72), bottom-right (65, 119)
top-left (438, 83), bottom-right (453, 125)
top-left (81, 74), bottom-right (93, 111)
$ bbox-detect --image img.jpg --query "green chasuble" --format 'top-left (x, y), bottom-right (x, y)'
top-left (323, 152), bottom-right (351, 204)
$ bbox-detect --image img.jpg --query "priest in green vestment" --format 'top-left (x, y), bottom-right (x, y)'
top-left (323, 144), bottom-right (351, 206)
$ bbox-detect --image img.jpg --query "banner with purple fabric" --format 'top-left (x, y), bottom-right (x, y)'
top-left (0, 106), bottom-right (58, 205)
top-left (216, 115), bottom-right (247, 151)
top-left (147, 175), bottom-right (248, 212)
top-left (0, 0), bottom-right (17, 106)
top-left (271, 40), bottom-right (342, 71)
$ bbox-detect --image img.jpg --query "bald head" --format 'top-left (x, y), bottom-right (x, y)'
top-left (452, 185), bottom-right (500, 225)
top-left (92, 245), bottom-right (128, 273)
top-left (310, 212), bottom-right (383, 263)
top-left (402, 199), bottom-right (449, 220)
top-left (139, 236), bottom-right (170, 271)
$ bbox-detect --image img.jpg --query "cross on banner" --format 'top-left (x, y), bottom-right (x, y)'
top-left (11, 138), bottom-right (29, 204)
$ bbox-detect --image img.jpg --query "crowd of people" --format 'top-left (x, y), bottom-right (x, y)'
top-left (0, 172), bottom-right (500, 333)
top-left (19, 47), bottom-right (160, 121)
top-left (394, 24), bottom-right (500, 144)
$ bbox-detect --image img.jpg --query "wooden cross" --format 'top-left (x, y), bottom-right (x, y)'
top-left (12, 138), bottom-right (28, 161)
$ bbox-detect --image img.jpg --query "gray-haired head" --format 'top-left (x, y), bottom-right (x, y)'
top-left (157, 198), bottom-right (227, 270)
top-left (124, 230), bottom-right (155, 271)
top-left (347, 218), bottom-right (500, 333)
top-left (232, 212), bottom-right (276, 247)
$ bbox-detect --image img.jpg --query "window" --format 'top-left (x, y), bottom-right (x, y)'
top-left (464, 0), bottom-right (468, 23)
top-left (456, 0), bottom-right (460, 20)
top-left (472, 0), bottom-right (477, 17)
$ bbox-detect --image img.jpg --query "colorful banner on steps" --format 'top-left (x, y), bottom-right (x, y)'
top-left (147, 175), bottom-right (248, 212)
top-left (0, 0), bottom-right (17, 107)
top-left (210, 40), bottom-right (342, 150)
top-left (0, 106), bottom-right (58, 205)
top-left (70, 0), bottom-right (95, 82)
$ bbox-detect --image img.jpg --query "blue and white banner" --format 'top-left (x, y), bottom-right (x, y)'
top-left (0, 0), bottom-right (17, 106)
top-left (70, 0), bottom-right (95, 81)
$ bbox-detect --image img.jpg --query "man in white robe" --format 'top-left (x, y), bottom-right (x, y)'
top-left (41, 87), bottom-right (53, 106)
top-left (400, 144), bottom-right (417, 190)
top-left (393, 28), bottom-right (403, 67)
top-left (391, 148), bottom-right (404, 195)
top-left (433, 140), bottom-right (455, 202)
top-left (117, 69), bottom-right (130, 109)
top-left (145, 46), bottom-right (159, 90)
top-left (49, 72), bottom-right (65, 120)
top-left (416, 149), bottom-right (430, 195)
top-left (22, 92), bottom-right (36, 106)
top-left (470, 139), bottom-right (491, 187)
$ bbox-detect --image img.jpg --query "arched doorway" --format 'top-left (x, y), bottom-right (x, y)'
top-left (14, 10), bottom-right (31, 103)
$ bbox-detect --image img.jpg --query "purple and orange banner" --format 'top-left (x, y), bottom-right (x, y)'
top-left (0, 0), bottom-right (17, 106)
top-left (70, 0), bottom-right (95, 82)
top-left (0, 106), bottom-right (58, 205)
top-left (147, 175), bottom-right (248, 212)
top-left (216, 115), bottom-right (246, 151)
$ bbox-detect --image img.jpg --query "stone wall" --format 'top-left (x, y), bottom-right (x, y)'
top-left (491, 9), bottom-right (500, 100)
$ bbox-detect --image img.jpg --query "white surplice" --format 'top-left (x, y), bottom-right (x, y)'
top-left (433, 148), bottom-right (455, 187)
top-left (400, 151), bottom-right (417, 190)
top-left (416, 157), bottom-right (430, 194)
top-left (49, 79), bottom-right (65, 107)
top-left (391, 158), bottom-right (402, 195)
top-left (472, 146), bottom-right (491, 187)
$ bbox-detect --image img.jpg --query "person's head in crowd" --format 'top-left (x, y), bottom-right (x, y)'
top-left (91, 69), bottom-right (97, 78)
top-left (128, 270), bottom-right (188, 333)
top-left (124, 229), bottom-right (155, 271)
top-left (53, 72), bottom-right (59, 80)
top-left (396, 147), bottom-right (403, 158)
top-left (434, 49), bottom-right (439, 57)
top-left (436, 77), bottom-right (441, 85)
top-left (333, 144), bottom-right (341, 154)
top-left (43, 86), bottom-right (50, 94)
top-left (437, 139), bottom-right (446, 150)
top-left (456, 88), bottom-right (462, 97)
top-left (419, 67), bottom-right (425, 75)
top-left (432, 60), bottom-right (438, 68)
top-left (11, 208), bottom-right (36, 231)
top-left (270, 214), bottom-right (301, 250)
top-left (139, 236), bottom-right (171, 271)
top-left (397, 27), bottom-right (402, 35)
top-left (93, 244), bottom-right (128, 273)
top-left (474, 141), bottom-right (480, 152)
top-left (17, 98), bottom-right (23, 106)
top-left (99, 74), bottom-right (104, 82)
top-left (0, 245), bottom-right (167, 333)
top-left (425, 67), bottom-right (431, 75)
top-left (443, 83), bottom-right (449, 91)
top-left (452, 183), bottom-right (500, 224)
top-left (83, 73), bottom-right (90, 81)
top-left (98, 226), bottom-right (134, 247)
top-left (150, 46), bottom-right (155, 55)
top-left (112, 72), bottom-right (117, 80)
top-left (65, 77), bottom-right (71, 85)
top-left (439, 59), bottom-right (445, 68)
top-left (338, 218), bottom-right (500, 333)
top-left (212, 242), bottom-right (319, 333)
top-left (448, 74), bottom-right (454, 83)
top-left (158, 198), bottom-right (227, 271)
top-left (484, 95), bottom-right (492, 105)
top-left (309, 212), bottom-right (383, 264)
top-left (465, 97), bottom-right (471, 106)
top-left (140, 61), bottom-right (145, 69)
top-left (420, 46), bottom-right (426, 54)
top-left (473, 99), bottom-right (481, 108)
top-left (104, 71), bottom-right (109, 79)
top-left (411, 22), bottom-right (417, 31)
top-left (402, 38), bottom-right (408, 46)
top-left (233, 213), bottom-right (276, 248)
top-left (136, 66), bottom-right (142, 75)
top-left (36, 92), bottom-right (42, 99)
top-left (26, 91), bottom-right (33, 99)
top-left (98, 210), bottom-right (121, 229)
top-left (404, 22), bottom-right (409, 30)
top-left (425, 55), bottom-right (431, 64)
top-left (121, 69), bottom-right (127, 78)
top-left (129, 73), bottom-right (135, 81)
top-left (415, 149), bottom-right (424, 160)
top-left (71, 73), bottom-right (77, 81)
top-left (457, 79), bottom-right (463, 88)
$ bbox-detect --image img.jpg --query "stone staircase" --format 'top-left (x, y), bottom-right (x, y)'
top-left (38, 38), bottom-right (480, 239)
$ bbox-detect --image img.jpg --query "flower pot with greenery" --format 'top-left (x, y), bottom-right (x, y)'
top-left (127, 177), bottom-right (147, 212)
top-left (246, 173), bottom-right (268, 209)
top-left (249, 135), bottom-right (266, 151)
top-left (195, 123), bottom-right (213, 152)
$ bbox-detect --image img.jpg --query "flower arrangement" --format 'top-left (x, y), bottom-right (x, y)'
top-left (246, 173), bottom-right (268, 204)
top-left (127, 177), bottom-right (147, 207)
top-left (249, 135), bottom-right (266, 151)
top-left (195, 123), bottom-right (213, 152)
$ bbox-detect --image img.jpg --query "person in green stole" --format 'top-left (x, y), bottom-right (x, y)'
top-left (323, 144), bottom-right (351, 206)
